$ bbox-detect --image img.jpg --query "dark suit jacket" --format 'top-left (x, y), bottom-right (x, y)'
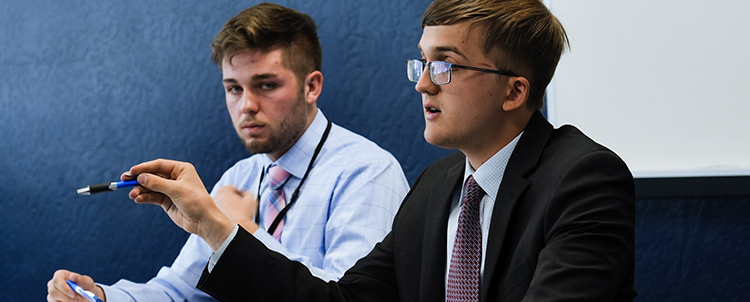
top-left (197, 111), bottom-right (637, 302)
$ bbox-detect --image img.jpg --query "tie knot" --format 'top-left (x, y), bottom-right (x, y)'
top-left (268, 164), bottom-right (290, 190)
top-left (462, 175), bottom-right (484, 209)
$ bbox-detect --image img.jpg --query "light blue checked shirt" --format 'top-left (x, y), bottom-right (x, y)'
top-left (100, 110), bottom-right (410, 301)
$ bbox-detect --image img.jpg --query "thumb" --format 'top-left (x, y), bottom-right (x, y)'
top-left (68, 272), bottom-right (92, 290)
top-left (67, 271), bottom-right (82, 283)
top-left (137, 173), bottom-right (176, 197)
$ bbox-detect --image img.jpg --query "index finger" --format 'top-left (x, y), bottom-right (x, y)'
top-left (129, 159), bottom-right (187, 181)
top-left (120, 171), bottom-right (135, 181)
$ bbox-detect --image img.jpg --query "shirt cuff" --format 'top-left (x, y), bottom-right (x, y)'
top-left (207, 225), bottom-right (239, 272)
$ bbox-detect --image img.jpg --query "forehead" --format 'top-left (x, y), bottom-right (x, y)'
top-left (221, 48), bottom-right (290, 76)
top-left (418, 23), bottom-right (486, 61)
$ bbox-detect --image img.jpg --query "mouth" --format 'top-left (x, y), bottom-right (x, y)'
top-left (240, 121), bottom-right (265, 135)
top-left (424, 103), bottom-right (441, 114)
top-left (423, 103), bottom-right (441, 120)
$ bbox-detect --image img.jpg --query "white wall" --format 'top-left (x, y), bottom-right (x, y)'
top-left (547, 0), bottom-right (750, 177)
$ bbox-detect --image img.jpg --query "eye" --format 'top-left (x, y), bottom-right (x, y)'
top-left (258, 82), bottom-right (278, 91)
top-left (226, 85), bottom-right (242, 94)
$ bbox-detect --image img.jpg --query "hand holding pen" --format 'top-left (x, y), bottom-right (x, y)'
top-left (126, 159), bottom-right (236, 251)
top-left (73, 159), bottom-right (235, 253)
top-left (47, 269), bottom-right (106, 302)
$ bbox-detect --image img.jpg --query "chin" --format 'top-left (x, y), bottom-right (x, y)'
top-left (242, 139), bottom-right (267, 154)
top-left (426, 130), bottom-right (465, 151)
top-left (424, 131), bottom-right (447, 149)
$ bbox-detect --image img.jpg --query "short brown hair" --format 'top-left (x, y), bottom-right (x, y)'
top-left (211, 3), bottom-right (322, 84)
top-left (422, 0), bottom-right (568, 110)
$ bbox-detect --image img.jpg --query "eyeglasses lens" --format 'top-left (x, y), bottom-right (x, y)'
top-left (429, 61), bottom-right (450, 85)
top-left (407, 59), bottom-right (423, 82)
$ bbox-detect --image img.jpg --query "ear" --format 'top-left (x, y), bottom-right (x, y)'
top-left (502, 76), bottom-right (530, 112)
top-left (303, 70), bottom-right (324, 105)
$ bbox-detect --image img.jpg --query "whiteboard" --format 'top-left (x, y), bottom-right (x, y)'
top-left (545, 0), bottom-right (750, 178)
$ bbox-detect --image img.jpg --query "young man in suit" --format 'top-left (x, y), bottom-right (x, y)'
top-left (115, 0), bottom-right (637, 301)
top-left (46, 3), bottom-right (409, 302)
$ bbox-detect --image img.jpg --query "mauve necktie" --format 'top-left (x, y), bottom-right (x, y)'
top-left (264, 164), bottom-right (290, 241)
top-left (446, 175), bottom-right (484, 302)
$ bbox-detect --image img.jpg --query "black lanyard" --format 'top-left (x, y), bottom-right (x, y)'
top-left (255, 118), bottom-right (332, 235)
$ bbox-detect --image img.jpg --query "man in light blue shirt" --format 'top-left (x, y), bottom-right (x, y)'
top-left (46, 3), bottom-right (409, 302)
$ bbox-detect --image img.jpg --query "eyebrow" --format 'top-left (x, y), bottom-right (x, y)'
top-left (251, 73), bottom-right (278, 81)
top-left (418, 45), bottom-right (469, 61)
top-left (222, 73), bottom-right (278, 84)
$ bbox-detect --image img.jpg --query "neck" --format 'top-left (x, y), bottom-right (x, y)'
top-left (464, 109), bottom-right (533, 170)
top-left (266, 106), bottom-right (320, 162)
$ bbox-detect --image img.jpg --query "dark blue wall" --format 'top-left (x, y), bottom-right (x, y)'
top-left (1, 1), bottom-right (747, 301)
top-left (635, 196), bottom-right (750, 301)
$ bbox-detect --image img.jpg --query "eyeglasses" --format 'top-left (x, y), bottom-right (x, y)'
top-left (406, 58), bottom-right (518, 85)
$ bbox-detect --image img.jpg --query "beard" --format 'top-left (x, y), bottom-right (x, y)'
top-left (240, 92), bottom-right (308, 155)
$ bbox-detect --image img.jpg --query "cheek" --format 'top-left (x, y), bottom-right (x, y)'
top-left (225, 93), bottom-right (237, 108)
top-left (226, 100), bottom-right (243, 120)
top-left (225, 100), bottom-right (236, 111)
top-left (462, 84), bottom-right (504, 113)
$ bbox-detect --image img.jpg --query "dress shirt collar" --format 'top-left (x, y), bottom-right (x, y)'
top-left (463, 131), bottom-right (524, 201)
top-left (263, 109), bottom-right (328, 179)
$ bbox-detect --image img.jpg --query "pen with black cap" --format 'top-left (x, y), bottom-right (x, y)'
top-left (77, 180), bottom-right (139, 195)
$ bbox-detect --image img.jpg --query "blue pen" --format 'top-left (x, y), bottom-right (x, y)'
top-left (77, 180), bottom-right (139, 195)
top-left (66, 280), bottom-right (104, 302)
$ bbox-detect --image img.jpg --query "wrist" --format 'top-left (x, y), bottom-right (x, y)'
top-left (239, 221), bottom-right (260, 234)
top-left (199, 210), bottom-right (236, 251)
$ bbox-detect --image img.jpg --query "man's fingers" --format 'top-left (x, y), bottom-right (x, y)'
top-left (129, 158), bottom-right (193, 181)
top-left (127, 174), bottom-right (160, 201)
top-left (136, 172), bottom-right (184, 200)
top-left (46, 278), bottom-right (70, 301)
top-left (125, 158), bottom-right (223, 239)
top-left (120, 170), bottom-right (136, 181)
top-left (133, 190), bottom-right (172, 209)
top-left (47, 269), bottom-right (77, 301)
top-left (128, 160), bottom-right (200, 201)
top-left (129, 158), bottom-right (172, 176)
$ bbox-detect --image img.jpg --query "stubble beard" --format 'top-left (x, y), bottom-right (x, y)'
top-left (240, 93), bottom-right (308, 156)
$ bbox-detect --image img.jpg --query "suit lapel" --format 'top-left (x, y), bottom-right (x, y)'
top-left (480, 111), bottom-right (552, 301)
top-left (419, 158), bottom-right (464, 302)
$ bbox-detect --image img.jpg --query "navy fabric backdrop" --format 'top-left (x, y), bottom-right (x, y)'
top-left (1, 0), bottom-right (747, 301)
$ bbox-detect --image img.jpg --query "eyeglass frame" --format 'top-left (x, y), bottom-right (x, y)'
top-left (406, 58), bottom-right (519, 85)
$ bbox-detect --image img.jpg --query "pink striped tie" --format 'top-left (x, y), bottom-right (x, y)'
top-left (264, 164), bottom-right (290, 241)
top-left (446, 175), bottom-right (484, 302)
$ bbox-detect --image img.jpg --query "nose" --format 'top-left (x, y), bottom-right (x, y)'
top-left (240, 92), bottom-right (259, 114)
top-left (414, 68), bottom-right (438, 95)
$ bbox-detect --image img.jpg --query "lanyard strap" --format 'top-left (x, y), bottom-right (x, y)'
top-left (266, 118), bottom-right (332, 235)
